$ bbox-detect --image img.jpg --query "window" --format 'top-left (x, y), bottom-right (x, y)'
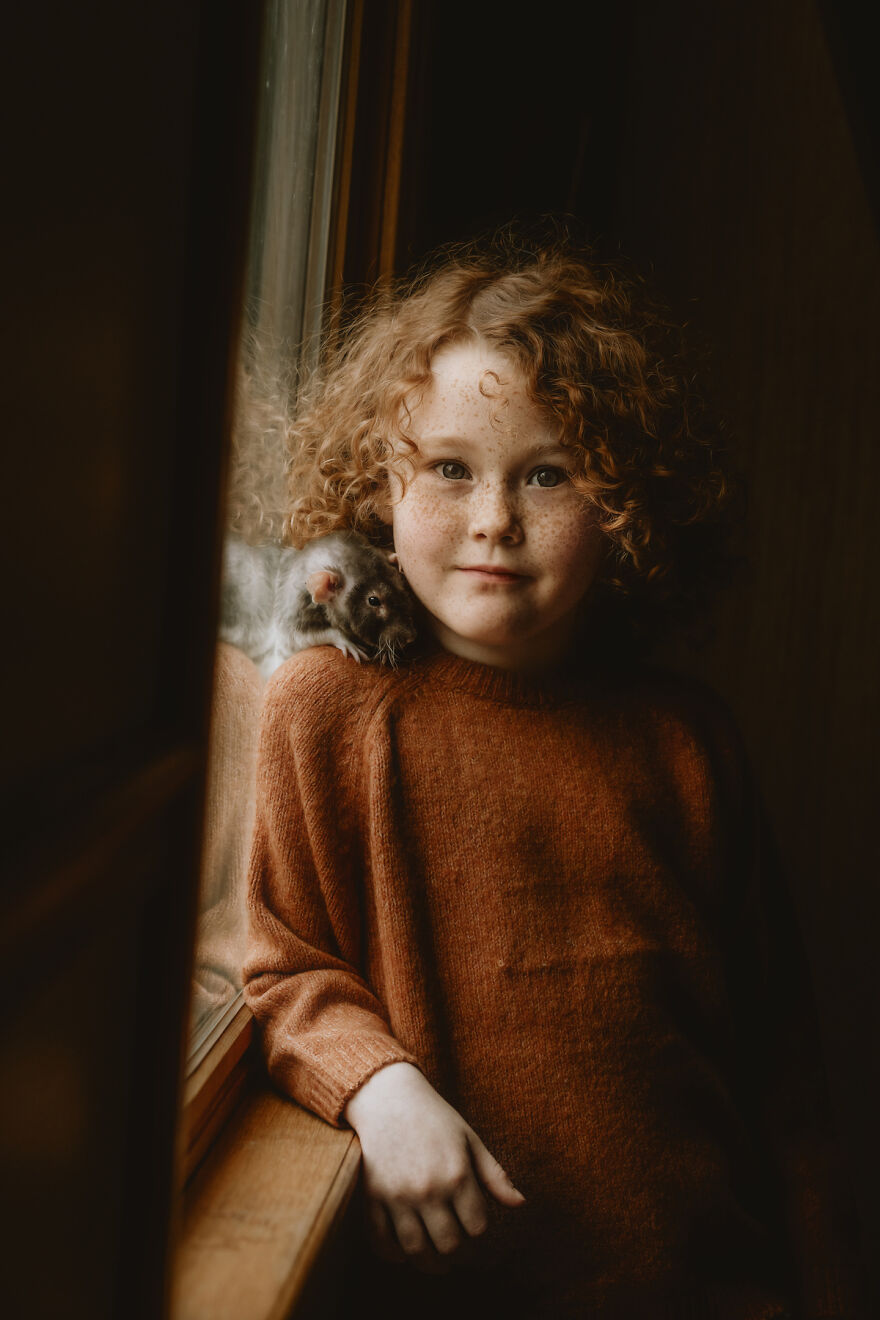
top-left (173, 5), bottom-right (419, 1314)
top-left (186, 0), bottom-right (348, 1069)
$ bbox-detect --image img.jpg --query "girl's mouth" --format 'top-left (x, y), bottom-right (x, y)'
top-left (458, 566), bottom-right (527, 583)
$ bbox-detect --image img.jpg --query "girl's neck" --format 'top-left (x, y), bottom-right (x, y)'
top-left (425, 613), bottom-right (582, 676)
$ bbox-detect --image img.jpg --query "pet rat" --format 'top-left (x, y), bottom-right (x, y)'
top-left (219, 530), bottom-right (419, 680)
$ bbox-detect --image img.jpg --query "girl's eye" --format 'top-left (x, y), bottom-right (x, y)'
top-left (435, 461), bottom-right (469, 481)
top-left (367, 594), bottom-right (380, 607)
top-left (432, 461), bottom-right (566, 485)
top-left (529, 466), bottom-right (566, 488)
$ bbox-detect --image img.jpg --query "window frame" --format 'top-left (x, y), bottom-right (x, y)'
top-left (174, 4), bottom-right (419, 1315)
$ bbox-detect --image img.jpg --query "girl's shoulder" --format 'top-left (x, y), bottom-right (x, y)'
top-left (622, 661), bottom-right (742, 732)
top-left (616, 661), bottom-right (753, 797)
top-left (261, 644), bottom-right (405, 732)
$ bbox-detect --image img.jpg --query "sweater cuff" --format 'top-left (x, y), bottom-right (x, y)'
top-left (272, 1032), bottom-right (422, 1129)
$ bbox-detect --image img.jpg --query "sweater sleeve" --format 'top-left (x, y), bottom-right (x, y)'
top-left (241, 652), bottom-right (421, 1127)
top-left (729, 768), bottom-right (869, 1319)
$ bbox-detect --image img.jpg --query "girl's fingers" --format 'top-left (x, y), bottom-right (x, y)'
top-left (366, 1197), bottom-right (406, 1263)
top-left (388, 1204), bottom-right (430, 1258)
top-left (420, 1200), bottom-right (464, 1256)
top-left (451, 1173), bottom-right (490, 1238)
top-left (466, 1131), bottom-right (527, 1209)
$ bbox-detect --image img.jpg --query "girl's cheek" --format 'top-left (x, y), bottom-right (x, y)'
top-left (392, 490), bottom-right (454, 571)
top-left (533, 501), bottom-right (590, 548)
top-left (408, 487), bottom-right (460, 539)
top-left (541, 507), bottom-right (607, 584)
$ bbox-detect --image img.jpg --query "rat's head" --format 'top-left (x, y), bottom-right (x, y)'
top-left (288, 225), bottom-right (735, 659)
top-left (306, 540), bottom-right (418, 665)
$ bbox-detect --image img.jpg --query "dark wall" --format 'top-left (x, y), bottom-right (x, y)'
top-left (403, 4), bottom-right (632, 258)
top-left (406, 0), bottom-right (879, 1296)
top-left (1, 6), bottom-right (260, 1317)
top-left (614, 1), bottom-right (879, 1290)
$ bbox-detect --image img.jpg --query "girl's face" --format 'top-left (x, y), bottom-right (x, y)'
top-left (385, 340), bottom-right (606, 671)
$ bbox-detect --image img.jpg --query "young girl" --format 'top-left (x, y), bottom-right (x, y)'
top-left (241, 235), bottom-right (866, 1318)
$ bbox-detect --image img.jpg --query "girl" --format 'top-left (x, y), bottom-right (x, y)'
top-left (241, 234), bottom-right (866, 1318)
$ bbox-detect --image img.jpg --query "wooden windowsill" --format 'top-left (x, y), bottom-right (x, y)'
top-left (172, 1074), bottom-right (361, 1320)
top-left (180, 999), bottom-right (255, 1183)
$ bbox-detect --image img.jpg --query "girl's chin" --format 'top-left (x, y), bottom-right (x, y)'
top-left (430, 610), bottom-right (519, 636)
top-left (426, 602), bottom-right (582, 661)
top-left (429, 618), bottom-right (541, 652)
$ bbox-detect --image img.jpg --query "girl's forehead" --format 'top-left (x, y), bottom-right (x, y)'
top-left (429, 340), bottom-right (522, 393)
top-left (393, 348), bottom-right (560, 459)
top-left (406, 341), bottom-right (533, 428)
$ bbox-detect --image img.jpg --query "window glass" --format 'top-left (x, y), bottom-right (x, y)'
top-left (187, 0), bottom-right (347, 1063)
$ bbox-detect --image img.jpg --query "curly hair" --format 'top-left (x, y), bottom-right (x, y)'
top-left (285, 227), bottom-right (739, 650)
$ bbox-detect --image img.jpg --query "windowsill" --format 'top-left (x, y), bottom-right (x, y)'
top-left (173, 1059), bottom-right (361, 1320)
top-left (187, 988), bottom-right (247, 1074)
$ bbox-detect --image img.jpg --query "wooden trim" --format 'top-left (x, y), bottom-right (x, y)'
top-left (172, 1082), bottom-right (361, 1320)
top-left (326, 0), bottom-right (419, 304)
top-left (378, 0), bottom-right (412, 281)
top-left (186, 988), bottom-right (248, 1075)
top-left (301, 0), bottom-right (350, 360)
top-left (327, 0), bottom-right (363, 305)
top-left (179, 1000), bottom-right (255, 1183)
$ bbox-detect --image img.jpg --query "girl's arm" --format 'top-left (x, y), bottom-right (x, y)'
top-left (241, 659), bottom-right (420, 1123)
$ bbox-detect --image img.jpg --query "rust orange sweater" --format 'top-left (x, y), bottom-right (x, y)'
top-left (242, 644), bottom-right (866, 1319)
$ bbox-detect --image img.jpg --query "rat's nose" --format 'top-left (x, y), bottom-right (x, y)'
top-left (394, 621), bottom-right (418, 647)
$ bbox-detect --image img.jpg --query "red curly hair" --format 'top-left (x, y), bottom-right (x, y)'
top-left (286, 229), bottom-right (736, 648)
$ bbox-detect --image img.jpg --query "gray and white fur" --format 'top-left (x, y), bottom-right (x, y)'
top-left (219, 531), bottom-right (418, 680)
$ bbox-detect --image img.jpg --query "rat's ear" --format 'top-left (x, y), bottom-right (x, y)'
top-left (387, 551), bottom-right (403, 573)
top-left (306, 569), bottom-right (342, 603)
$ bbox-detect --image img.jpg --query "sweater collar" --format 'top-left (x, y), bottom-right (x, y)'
top-left (408, 637), bottom-right (610, 708)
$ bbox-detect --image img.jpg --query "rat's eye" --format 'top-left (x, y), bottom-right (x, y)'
top-left (367, 594), bottom-right (381, 607)
top-left (529, 466), bottom-right (565, 488)
top-left (436, 461), bottom-right (469, 481)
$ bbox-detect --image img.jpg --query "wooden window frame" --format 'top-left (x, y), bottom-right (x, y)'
top-left (173, 4), bottom-right (419, 1316)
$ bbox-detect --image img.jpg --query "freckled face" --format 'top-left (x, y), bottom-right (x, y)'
top-left (385, 341), bottom-right (607, 670)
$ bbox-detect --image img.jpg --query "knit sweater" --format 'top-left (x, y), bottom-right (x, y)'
top-left (242, 643), bottom-right (866, 1320)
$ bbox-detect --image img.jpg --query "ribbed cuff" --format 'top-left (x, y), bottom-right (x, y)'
top-left (276, 1032), bottom-right (421, 1128)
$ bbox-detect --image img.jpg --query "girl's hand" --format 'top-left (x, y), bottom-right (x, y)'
top-left (343, 1061), bottom-right (526, 1273)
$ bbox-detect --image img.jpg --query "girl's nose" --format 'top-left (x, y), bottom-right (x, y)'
top-left (469, 482), bottom-right (523, 545)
